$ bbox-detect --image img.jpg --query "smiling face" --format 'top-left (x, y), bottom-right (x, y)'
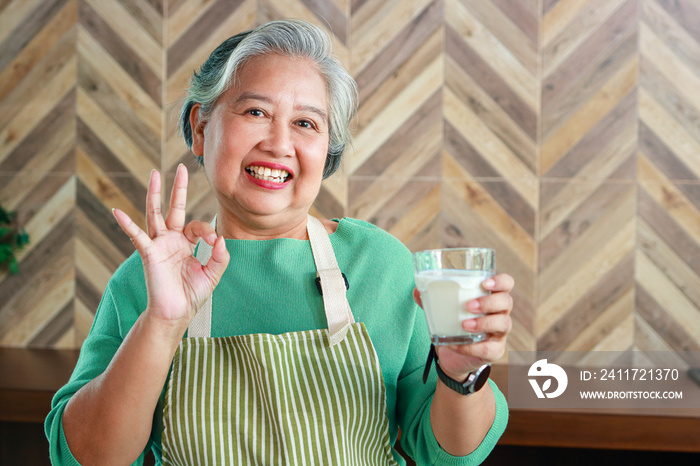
top-left (190, 53), bottom-right (330, 238)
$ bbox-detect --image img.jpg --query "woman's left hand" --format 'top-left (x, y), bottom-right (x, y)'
top-left (413, 273), bottom-right (514, 381)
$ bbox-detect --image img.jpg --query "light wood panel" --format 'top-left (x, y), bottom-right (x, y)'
top-left (538, 0), bottom-right (638, 353)
top-left (444, 0), bottom-right (538, 353)
top-left (636, 0), bottom-right (700, 355)
top-left (0, 0), bottom-right (77, 347)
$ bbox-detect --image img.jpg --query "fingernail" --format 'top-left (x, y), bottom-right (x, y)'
top-left (467, 300), bottom-right (480, 311)
top-left (484, 279), bottom-right (495, 289)
top-left (463, 319), bottom-right (477, 330)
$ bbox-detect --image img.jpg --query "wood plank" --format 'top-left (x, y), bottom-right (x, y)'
top-left (636, 251), bottom-right (700, 341)
top-left (350, 53), bottom-right (442, 173)
top-left (446, 0), bottom-right (538, 110)
top-left (541, 56), bottom-right (637, 174)
top-left (84, 0), bottom-right (162, 76)
top-left (640, 23), bottom-right (700, 121)
top-left (444, 122), bottom-right (535, 236)
top-left (78, 57), bottom-right (160, 164)
top-left (541, 0), bottom-right (589, 46)
top-left (538, 195), bottom-right (636, 334)
top-left (539, 182), bottom-right (634, 271)
top-left (76, 88), bottom-right (155, 187)
top-left (640, 60), bottom-right (700, 172)
top-left (443, 156), bottom-right (536, 269)
top-left (79, 0), bottom-right (161, 104)
top-left (637, 218), bottom-right (700, 312)
top-left (638, 154), bottom-right (700, 246)
top-left (351, 94), bottom-right (441, 220)
top-left (445, 56), bottom-right (537, 173)
top-left (0, 56), bottom-right (75, 167)
top-left (491, 0), bottom-right (539, 47)
top-left (444, 87), bottom-right (538, 209)
top-left (350, 0), bottom-right (434, 74)
top-left (77, 26), bottom-right (162, 138)
top-left (0, 0), bottom-right (69, 73)
top-left (355, 2), bottom-right (442, 105)
top-left (543, 0), bottom-right (631, 78)
top-left (446, 25), bottom-right (537, 140)
top-left (0, 0), bottom-right (75, 103)
top-left (462, 0), bottom-right (538, 75)
top-left (541, 24), bottom-right (637, 137)
top-left (164, 0), bottom-right (255, 103)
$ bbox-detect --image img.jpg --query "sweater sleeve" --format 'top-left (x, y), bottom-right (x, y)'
top-left (392, 256), bottom-right (509, 465)
top-left (44, 254), bottom-right (152, 465)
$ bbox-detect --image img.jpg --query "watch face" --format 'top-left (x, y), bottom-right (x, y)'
top-left (471, 365), bottom-right (491, 393)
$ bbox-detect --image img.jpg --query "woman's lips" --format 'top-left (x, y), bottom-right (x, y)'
top-left (244, 162), bottom-right (293, 189)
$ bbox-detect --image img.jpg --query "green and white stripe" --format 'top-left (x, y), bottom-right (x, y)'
top-left (162, 323), bottom-right (398, 465)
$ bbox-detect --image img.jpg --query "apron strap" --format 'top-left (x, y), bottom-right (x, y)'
top-left (188, 216), bottom-right (355, 345)
top-left (306, 215), bottom-right (355, 346)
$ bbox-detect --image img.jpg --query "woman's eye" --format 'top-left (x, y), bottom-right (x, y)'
top-left (297, 120), bottom-right (315, 129)
top-left (247, 109), bottom-right (264, 117)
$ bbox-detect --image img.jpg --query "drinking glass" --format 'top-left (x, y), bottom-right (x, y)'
top-left (413, 248), bottom-right (495, 345)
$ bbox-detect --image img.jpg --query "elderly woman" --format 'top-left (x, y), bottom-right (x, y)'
top-left (46, 20), bottom-right (512, 465)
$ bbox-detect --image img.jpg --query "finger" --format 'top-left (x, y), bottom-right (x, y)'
top-left (183, 221), bottom-right (218, 246)
top-left (165, 164), bottom-right (188, 232)
top-left (146, 170), bottom-right (167, 238)
top-left (482, 273), bottom-right (514, 293)
top-left (445, 338), bottom-right (507, 365)
top-left (113, 208), bottom-right (152, 252)
top-left (467, 291), bottom-right (513, 315)
top-left (202, 236), bottom-right (230, 287)
top-left (462, 313), bottom-right (512, 336)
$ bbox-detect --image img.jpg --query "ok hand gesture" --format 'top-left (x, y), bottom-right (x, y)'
top-left (112, 165), bottom-right (230, 333)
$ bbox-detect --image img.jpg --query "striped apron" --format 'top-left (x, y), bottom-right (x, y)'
top-left (161, 216), bottom-right (398, 465)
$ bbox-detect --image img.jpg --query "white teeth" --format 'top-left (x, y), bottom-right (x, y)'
top-left (246, 166), bottom-right (290, 184)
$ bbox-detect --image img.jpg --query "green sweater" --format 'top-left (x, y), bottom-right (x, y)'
top-left (46, 218), bottom-right (508, 465)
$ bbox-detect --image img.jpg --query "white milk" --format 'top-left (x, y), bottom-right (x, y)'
top-left (414, 269), bottom-right (491, 338)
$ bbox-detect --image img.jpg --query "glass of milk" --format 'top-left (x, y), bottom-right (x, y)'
top-left (413, 248), bottom-right (495, 345)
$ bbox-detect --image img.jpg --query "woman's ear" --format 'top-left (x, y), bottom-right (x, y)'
top-left (190, 103), bottom-right (206, 157)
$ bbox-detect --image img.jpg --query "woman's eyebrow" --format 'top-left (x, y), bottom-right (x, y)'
top-left (235, 91), bottom-right (328, 123)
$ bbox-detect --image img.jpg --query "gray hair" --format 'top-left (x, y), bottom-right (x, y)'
top-left (179, 19), bottom-right (358, 178)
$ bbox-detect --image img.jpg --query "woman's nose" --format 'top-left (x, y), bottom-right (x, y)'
top-left (260, 121), bottom-right (293, 156)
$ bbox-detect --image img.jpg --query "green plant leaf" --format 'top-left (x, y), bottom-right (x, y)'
top-left (17, 230), bottom-right (29, 247)
top-left (9, 257), bottom-right (19, 274)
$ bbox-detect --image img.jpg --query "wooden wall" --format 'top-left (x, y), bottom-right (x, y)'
top-left (1, 0), bottom-right (699, 364)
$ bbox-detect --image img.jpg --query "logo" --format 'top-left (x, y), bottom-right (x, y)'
top-left (528, 359), bottom-right (568, 399)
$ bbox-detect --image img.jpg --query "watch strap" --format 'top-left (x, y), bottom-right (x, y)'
top-left (422, 344), bottom-right (491, 395)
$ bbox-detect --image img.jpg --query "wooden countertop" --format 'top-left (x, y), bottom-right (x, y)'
top-left (489, 364), bottom-right (700, 452)
top-left (1, 348), bottom-right (698, 452)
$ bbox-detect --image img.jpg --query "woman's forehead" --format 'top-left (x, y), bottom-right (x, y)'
top-left (229, 54), bottom-right (329, 110)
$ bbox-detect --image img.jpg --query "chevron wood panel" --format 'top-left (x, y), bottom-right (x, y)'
top-left (0, 0), bottom-right (77, 348)
top-left (636, 0), bottom-right (700, 355)
top-left (2, 0), bottom-right (700, 365)
top-left (443, 0), bottom-right (538, 353)
top-left (349, 0), bottom-right (443, 254)
top-left (537, 0), bottom-right (638, 355)
top-left (74, 0), bottom-right (163, 344)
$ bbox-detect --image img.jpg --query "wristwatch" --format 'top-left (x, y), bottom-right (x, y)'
top-left (422, 344), bottom-right (491, 396)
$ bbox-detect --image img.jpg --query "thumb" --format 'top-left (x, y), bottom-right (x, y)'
top-left (202, 236), bottom-right (230, 288)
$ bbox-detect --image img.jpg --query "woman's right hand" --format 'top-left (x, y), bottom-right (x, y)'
top-left (112, 164), bottom-right (230, 332)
